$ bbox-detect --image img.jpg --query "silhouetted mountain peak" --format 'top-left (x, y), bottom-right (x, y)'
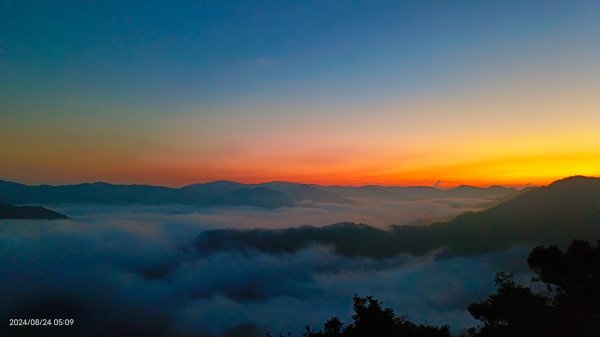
top-left (450, 185), bottom-right (479, 191)
top-left (0, 179), bottom-right (23, 187)
top-left (322, 222), bottom-right (371, 230)
top-left (262, 180), bottom-right (300, 186)
top-left (86, 181), bottom-right (115, 187)
top-left (548, 175), bottom-right (600, 188)
top-left (187, 180), bottom-right (246, 188)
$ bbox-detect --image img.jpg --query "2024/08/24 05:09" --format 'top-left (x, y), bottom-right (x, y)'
top-left (9, 318), bottom-right (74, 326)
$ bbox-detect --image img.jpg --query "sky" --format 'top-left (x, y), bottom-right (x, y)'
top-left (1, 0), bottom-right (600, 187)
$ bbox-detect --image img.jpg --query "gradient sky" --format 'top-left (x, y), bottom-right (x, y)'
top-left (1, 0), bottom-right (600, 187)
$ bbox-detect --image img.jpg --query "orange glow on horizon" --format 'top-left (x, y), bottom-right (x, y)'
top-left (2, 68), bottom-right (599, 188)
top-left (6, 156), bottom-right (591, 189)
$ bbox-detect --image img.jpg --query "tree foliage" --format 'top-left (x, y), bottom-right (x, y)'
top-left (303, 295), bottom-right (450, 337)
top-left (276, 239), bottom-right (600, 337)
top-left (469, 239), bottom-right (600, 337)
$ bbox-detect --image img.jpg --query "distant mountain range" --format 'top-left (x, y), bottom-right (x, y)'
top-left (3, 176), bottom-right (598, 256)
top-left (193, 176), bottom-right (600, 257)
top-left (321, 184), bottom-right (517, 200)
top-left (0, 179), bottom-right (517, 208)
top-left (0, 179), bottom-right (338, 208)
top-left (0, 203), bottom-right (68, 220)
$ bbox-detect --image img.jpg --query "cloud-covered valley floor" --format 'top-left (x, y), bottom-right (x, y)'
top-left (0, 199), bottom-right (530, 336)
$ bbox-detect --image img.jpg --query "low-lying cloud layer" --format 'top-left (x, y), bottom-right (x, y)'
top-left (0, 202), bottom-right (529, 336)
top-left (51, 196), bottom-right (490, 230)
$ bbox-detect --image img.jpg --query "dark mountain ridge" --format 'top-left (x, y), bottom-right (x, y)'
top-left (182, 180), bottom-right (349, 204)
top-left (192, 176), bottom-right (600, 258)
top-left (0, 179), bottom-right (341, 208)
top-left (0, 178), bottom-right (517, 207)
top-left (0, 203), bottom-right (68, 220)
top-left (434, 175), bottom-right (600, 254)
top-left (321, 184), bottom-right (517, 200)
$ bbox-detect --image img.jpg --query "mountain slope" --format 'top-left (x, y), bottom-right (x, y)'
top-left (180, 180), bottom-right (249, 197)
top-left (322, 184), bottom-right (517, 200)
top-left (182, 181), bottom-right (350, 204)
top-left (261, 182), bottom-right (349, 203)
top-left (0, 203), bottom-right (68, 220)
top-left (0, 180), bottom-right (196, 205)
top-left (434, 176), bottom-right (600, 254)
top-left (0, 179), bottom-right (350, 207)
top-left (192, 176), bottom-right (600, 257)
top-left (215, 187), bottom-right (294, 208)
top-left (0, 180), bottom-right (296, 207)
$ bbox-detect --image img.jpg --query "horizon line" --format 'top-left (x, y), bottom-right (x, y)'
top-left (5, 176), bottom-right (591, 190)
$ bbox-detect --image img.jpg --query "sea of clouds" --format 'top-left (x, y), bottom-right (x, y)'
top-left (0, 199), bottom-right (532, 336)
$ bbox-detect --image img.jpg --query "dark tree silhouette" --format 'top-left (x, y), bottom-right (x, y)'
top-left (467, 272), bottom-right (557, 337)
top-left (527, 239), bottom-right (600, 335)
top-left (469, 239), bottom-right (600, 337)
top-left (323, 317), bottom-right (343, 336)
top-left (279, 238), bottom-right (600, 337)
top-left (304, 295), bottom-right (450, 337)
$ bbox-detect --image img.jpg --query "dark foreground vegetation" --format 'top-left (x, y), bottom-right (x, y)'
top-left (270, 239), bottom-right (600, 337)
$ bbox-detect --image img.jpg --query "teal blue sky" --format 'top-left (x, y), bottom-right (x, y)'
top-left (2, 1), bottom-right (598, 106)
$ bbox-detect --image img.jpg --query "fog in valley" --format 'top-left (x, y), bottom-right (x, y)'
top-left (0, 195), bottom-right (530, 336)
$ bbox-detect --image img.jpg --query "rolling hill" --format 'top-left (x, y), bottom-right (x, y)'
top-left (0, 203), bottom-right (68, 220)
top-left (0, 179), bottom-right (343, 208)
top-left (322, 184), bottom-right (517, 200)
top-left (0, 178), bottom-right (516, 208)
top-left (192, 176), bottom-right (600, 257)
